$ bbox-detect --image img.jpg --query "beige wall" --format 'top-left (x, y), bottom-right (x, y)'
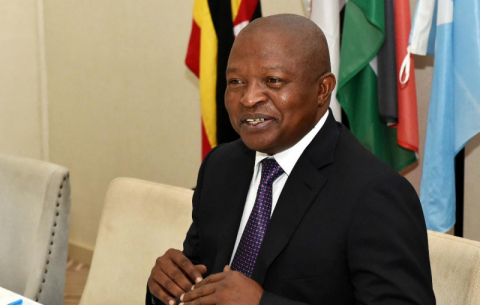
top-left (44, 0), bottom-right (202, 252)
top-left (1, 0), bottom-right (478, 258)
top-left (43, 0), bottom-right (305, 254)
top-left (465, 135), bottom-right (480, 241)
top-left (0, 0), bottom-right (48, 160)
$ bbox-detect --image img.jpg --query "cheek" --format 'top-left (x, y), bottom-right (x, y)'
top-left (224, 99), bottom-right (242, 132)
top-left (277, 100), bottom-right (318, 133)
top-left (224, 96), bottom-right (237, 117)
top-left (275, 96), bottom-right (307, 123)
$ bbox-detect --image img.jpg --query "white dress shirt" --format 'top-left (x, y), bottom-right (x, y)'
top-left (230, 110), bottom-right (330, 263)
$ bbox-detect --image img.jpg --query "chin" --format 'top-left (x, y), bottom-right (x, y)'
top-left (244, 142), bottom-right (278, 155)
top-left (241, 137), bottom-right (273, 154)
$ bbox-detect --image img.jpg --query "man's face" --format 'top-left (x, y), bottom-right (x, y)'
top-left (225, 30), bottom-right (324, 155)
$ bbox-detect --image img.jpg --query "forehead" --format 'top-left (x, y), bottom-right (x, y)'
top-left (228, 30), bottom-right (307, 69)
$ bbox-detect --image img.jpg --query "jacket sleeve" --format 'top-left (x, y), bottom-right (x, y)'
top-left (145, 287), bottom-right (162, 305)
top-left (346, 174), bottom-right (436, 305)
top-left (181, 149), bottom-right (208, 264)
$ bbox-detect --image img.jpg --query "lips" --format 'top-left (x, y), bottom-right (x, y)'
top-left (240, 114), bottom-right (275, 129)
top-left (245, 118), bottom-right (266, 125)
top-left (241, 114), bottom-right (274, 123)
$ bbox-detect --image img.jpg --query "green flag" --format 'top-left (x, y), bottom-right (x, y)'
top-left (337, 0), bottom-right (416, 172)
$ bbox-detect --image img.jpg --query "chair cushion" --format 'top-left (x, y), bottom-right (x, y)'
top-left (428, 230), bottom-right (480, 305)
top-left (80, 178), bottom-right (193, 305)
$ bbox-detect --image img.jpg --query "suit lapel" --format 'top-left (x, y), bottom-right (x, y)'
top-left (212, 143), bottom-right (255, 274)
top-left (251, 111), bottom-right (340, 285)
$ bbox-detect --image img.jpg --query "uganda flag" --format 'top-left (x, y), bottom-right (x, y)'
top-left (185, 0), bottom-right (262, 159)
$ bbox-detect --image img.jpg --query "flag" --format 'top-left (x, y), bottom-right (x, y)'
top-left (410, 0), bottom-right (480, 232)
top-left (394, 0), bottom-right (419, 153)
top-left (303, 0), bottom-right (346, 122)
top-left (337, 0), bottom-right (417, 172)
top-left (377, 0), bottom-right (399, 126)
top-left (185, 0), bottom-right (261, 159)
top-left (378, 0), bottom-right (420, 155)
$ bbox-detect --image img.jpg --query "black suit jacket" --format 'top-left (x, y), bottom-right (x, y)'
top-left (147, 111), bottom-right (436, 304)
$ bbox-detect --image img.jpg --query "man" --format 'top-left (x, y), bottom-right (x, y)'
top-left (147, 14), bottom-right (436, 305)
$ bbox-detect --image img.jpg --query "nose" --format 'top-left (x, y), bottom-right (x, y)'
top-left (240, 81), bottom-right (267, 108)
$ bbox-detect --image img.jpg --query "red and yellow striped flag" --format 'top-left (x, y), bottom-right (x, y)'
top-left (185, 0), bottom-right (262, 159)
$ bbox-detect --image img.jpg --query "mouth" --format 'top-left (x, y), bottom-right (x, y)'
top-left (241, 115), bottom-right (275, 128)
top-left (245, 118), bottom-right (267, 125)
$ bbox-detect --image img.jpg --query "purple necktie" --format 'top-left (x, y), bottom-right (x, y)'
top-left (231, 158), bottom-right (284, 277)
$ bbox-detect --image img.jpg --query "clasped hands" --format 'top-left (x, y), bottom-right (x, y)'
top-left (148, 249), bottom-right (263, 305)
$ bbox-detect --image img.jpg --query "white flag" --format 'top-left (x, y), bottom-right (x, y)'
top-left (304, 0), bottom-right (346, 122)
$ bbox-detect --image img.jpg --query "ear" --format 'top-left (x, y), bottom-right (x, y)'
top-left (317, 72), bottom-right (336, 107)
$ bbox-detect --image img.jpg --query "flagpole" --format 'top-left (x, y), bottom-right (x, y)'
top-left (454, 148), bottom-right (465, 237)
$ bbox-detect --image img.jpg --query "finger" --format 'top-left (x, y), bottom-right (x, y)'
top-left (195, 264), bottom-right (208, 275)
top-left (177, 264), bottom-right (208, 287)
top-left (193, 272), bottom-right (226, 290)
top-left (170, 251), bottom-right (204, 283)
top-left (162, 259), bottom-right (196, 293)
top-left (181, 283), bottom-right (216, 303)
top-left (153, 266), bottom-right (185, 298)
top-left (148, 278), bottom-right (176, 305)
top-left (180, 293), bottom-right (217, 305)
top-left (223, 265), bottom-right (231, 272)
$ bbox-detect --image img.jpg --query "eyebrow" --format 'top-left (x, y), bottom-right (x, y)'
top-left (226, 67), bottom-right (239, 74)
top-left (226, 65), bottom-right (286, 74)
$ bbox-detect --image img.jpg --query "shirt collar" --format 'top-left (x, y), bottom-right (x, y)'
top-left (254, 109), bottom-right (329, 175)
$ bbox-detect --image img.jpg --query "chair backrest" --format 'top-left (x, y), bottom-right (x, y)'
top-left (428, 230), bottom-right (480, 305)
top-left (0, 154), bottom-right (71, 305)
top-left (79, 178), bottom-right (193, 305)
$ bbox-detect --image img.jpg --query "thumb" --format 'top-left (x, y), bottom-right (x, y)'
top-left (223, 265), bottom-right (232, 272)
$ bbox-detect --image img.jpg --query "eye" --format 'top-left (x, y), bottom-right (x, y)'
top-left (228, 78), bottom-right (244, 86)
top-left (267, 77), bottom-right (281, 84)
top-left (266, 77), bottom-right (285, 88)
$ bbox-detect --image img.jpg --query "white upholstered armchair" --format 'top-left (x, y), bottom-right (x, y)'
top-left (0, 154), bottom-right (71, 305)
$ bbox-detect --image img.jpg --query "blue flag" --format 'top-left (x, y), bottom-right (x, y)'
top-left (409, 0), bottom-right (480, 232)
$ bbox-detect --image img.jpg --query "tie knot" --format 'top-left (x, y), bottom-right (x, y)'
top-left (261, 158), bottom-right (284, 185)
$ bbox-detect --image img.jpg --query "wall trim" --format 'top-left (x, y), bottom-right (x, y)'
top-left (68, 242), bottom-right (94, 265)
top-left (35, 0), bottom-right (50, 161)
